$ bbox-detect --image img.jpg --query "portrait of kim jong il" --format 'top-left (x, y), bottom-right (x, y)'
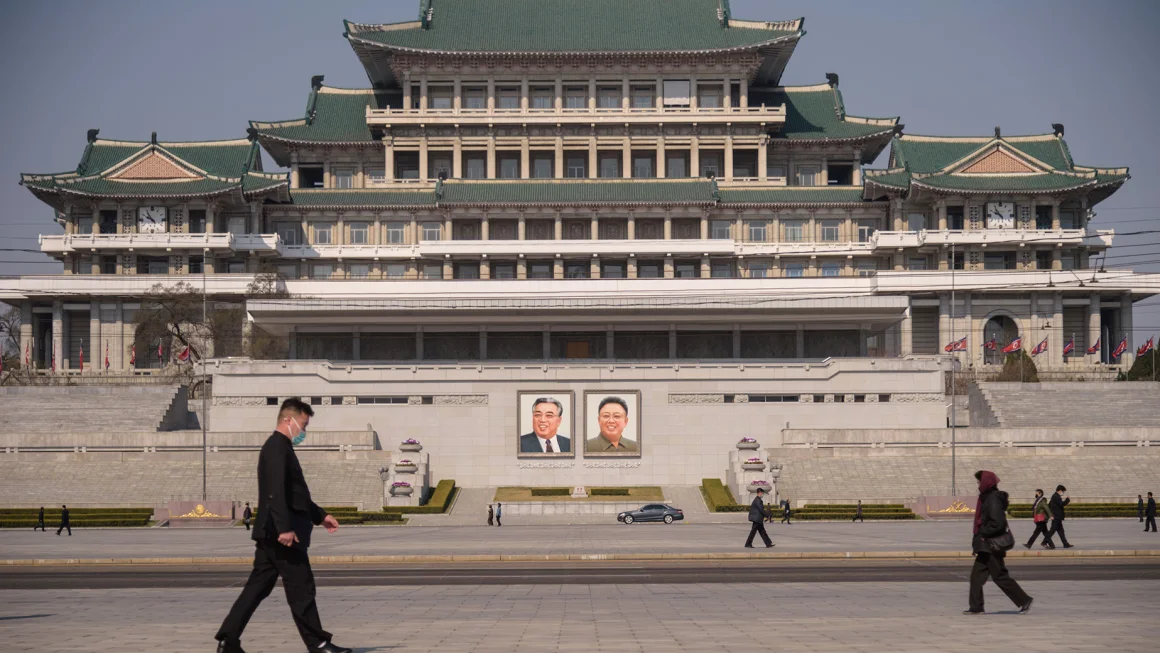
top-left (517, 392), bottom-right (574, 456)
top-left (584, 391), bottom-right (641, 456)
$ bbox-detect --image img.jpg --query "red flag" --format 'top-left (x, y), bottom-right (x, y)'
top-left (1111, 337), bottom-right (1128, 359)
top-left (24, 343), bottom-right (30, 368)
top-left (944, 336), bottom-right (967, 352)
top-left (1087, 337), bottom-right (1101, 354)
top-left (129, 344), bottom-right (136, 366)
top-left (1062, 337), bottom-right (1075, 355)
top-left (177, 346), bottom-right (191, 362)
top-left (1031, 337), bottom-right (1048, 357)
top-left (983, 338), bottom-right (997, 351)
top-left (104, 341), bottom-right (110, 371)
top-left (78, 343), bottom-right (84, 372)
top-left (1137, 337), bottom-right (1154, 358)
top-left (1001, 337), bottom-right (1023, 354)
top-left (157, 340), bottom-right (164, 363)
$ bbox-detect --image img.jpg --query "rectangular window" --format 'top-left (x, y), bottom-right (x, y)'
top-left (710, 220), bottom-right (731, 240)
top-left (748, 262), bottom-right (769, 278)
top-left (564, 87), bottom-right (587, 109)
top-left (531, 154), bottom-right (553, 179)
top-left (596, 86), bottom-right (621, 109)
top-left (333, 169), bottom-right (353, 189)
top-left (77, 217), bottom-right (93, 235)
top-left (421, 222), bottom-right (442, 241)
top-left (528, 262), bottom-right (553, 279)
top-left (227, 216), bottom-right (247, 236)
top-left (530, 87), bottom-right (553, 110)
top-left (365, 167), bottom-right (385, 185)
top-left (784, 220), bottom-right (804, 242)
top-left (632, 155), bottom-right (654, 179)
top-left (496, 87), bottom-right (519, 109)
top-left (745, 221), bottom-right (767, 242)
top-left (710, 262), bottom-right (733, 278)
top-left (767, 164), bottom-right (787, 183)
top-left (637, 261), bottom-right (662, 278)
top-left (312, 264), bottom-right (333, 279)
top-left (662, 80), bottom-right (691, 107)
top-left (666, 154), bottom-right (688, 178)
top-left (313, 224), bottom-right (332, 245)
top-left (277, 225), bottom-right (300, 246)
top-left (492, 262), bottom-right (516, 279)
top-left (984, 253), bottom-right (1016, 270)
top-left (908, 257), bottom-right (928, 270)
top-left (227, 260), bottom-right (244, 274)
top-left (1035, 205), bottom-right (1053, 230)
top-left (498, 154), bottom-right (520, 179)
top-left (598, 154), bottom-right (620, 178)
top-left (277, 264), bottom-right (297, 279)
top-left (856, 260), bottom-right (877, 276)
top-left (429, 87), bottom-right (453, 109)
top-left (1036, 250), bottom-right (1053, 270)
top-left (784, 263), bottom-right (805, 278)
top-left (429, 154), bottom-right (452, 180)
top-left (947, 206), bottom-right (965, 230)
top-left (349, 223), bottom-right (368, 245)
top-left (566, 154), bottom-right (587, 178)
top-left (464, 154), bottom-right (486, 180)
top-left (186, 256), bottom-right (201, 275)
top-left (821, 261), bottom-right (841, 277)
top-left (99, 256), bottom-right (116, 274)
top-left (697, 85), bottom-right (722, 108)
top-left (1060, 210), bottom-right (1079, 230)
top-left (188, 209), bottom-right (206, 234)
top-left (348, 263), bottom-right (370, 279)
top-left (821, 220), bottom-right (840, 242)
top-left (299, 166), bottom-right (324, 188)
top-left (857, 220), bottom-right (877, 243)
top-left (385, 263), bottom-right (406, 279)
top-left (699, 153), bottom-right (721, 178)
top-left (674, 261), bottom-right (698, 278)
top-left (564, 262), bottom-right (589, 279)
top-left (630, 86), bottom-right (654, 109)
top-left (906, 213), bottom-right (926, 232)
top-left (421, 263), bottom-right (443, 279)
top-left (795, 165), bottom-right (818, 186)
top-left (1061, 252), bottom-right (1079, 270)
top-left (454, 262), bottom-right (480, 279)
top-left (601, 261), bottom-right (626, 279)
top-left (827, 163), bottom-right (854, 185)
top-left (462, 87), bottom-right (486, 110)
top-left (384, 222), bottom-right (405, 244)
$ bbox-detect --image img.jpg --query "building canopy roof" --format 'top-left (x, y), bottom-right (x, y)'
top-left (21, 132), bottom-right (289, 211)
top-left (345, 0), bottom-right (804, 87)
top-left (250, 84), bottom-right (399, 164)
top-left (863, 130), bottom-right (1129, 204)
top-left (751, 81), bottom-right (898, 162)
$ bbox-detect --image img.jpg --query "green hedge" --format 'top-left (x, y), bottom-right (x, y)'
top-left (590, 488), bottom-right (631, 496)
top-left (0, 508), bottom-right (152, 516)
top-left (1, 518), bottom-right (150, 528)
top-left (794, 511), bottom-right (918, 520)
top-left (382, 479), bottom-right (458, 514)
top-left (1008, 502), bottom-right (1140, 519)
top-left (530, 488), bottom-right (570, 497)
top-left (701, 479), bottom-right (748, 512)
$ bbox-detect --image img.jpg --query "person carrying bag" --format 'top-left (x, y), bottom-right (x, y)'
top-left (1023, 489), bottom-right (1051, 549)
top-left (964, 470), bottom-right (1032, 615)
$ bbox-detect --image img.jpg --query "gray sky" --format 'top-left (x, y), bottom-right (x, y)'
top-left (1, 0), bottom-right (1157, 338)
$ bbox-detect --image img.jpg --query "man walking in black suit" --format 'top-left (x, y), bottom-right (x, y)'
top-left (55, 505), bottom-right (70, 536)
top-left (35, 506), bottom-right (46, 532)
top-left (242, 502), bottom-right (252, 531)
top-left (780, 499), bottom-right (793, 525)
top-left (1044, 484), bottom-right (1072, 549)
top-left (744, 488), bottom-right (774, 548)
top-left (1139, 495), bottom-right (1146, 523)
top-left (853, 500), bottom-right (864, 523)
top-left (1145, 492), bottom-right (1157, 533)
top-left (215, 399), bottom-right (351, 653)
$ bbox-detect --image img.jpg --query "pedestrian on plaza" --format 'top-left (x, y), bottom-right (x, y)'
top-left (964, 470), bottom-right (1033, 615)
top-left (56, 505), bottom-right (70, 536)
top-left (765, 499), bottom-right (773, 523)
top-left (1145, 492), bottom-right (1157, 533)
top-left (242, 502), bottom-right (252, 531)
top-left (35, 506), bottom-right (46, 532)
top-left (487, 504), bottom-right (494, 526)
top-left (495, 502), bottom-right (502, 527)
top-left (214, 398), bottom-right (352, 653)
top-left (780, 499), bottom-right (792, 525)
top-left (1023, 489), bottom-right (1052, 549)
top-left (744, 487), bottom-right (774, 548)
top-left (853, 500), bottom-right (864, 523)
top-left (1044, 484), bottom-right (1073, 549)
top-left (1138, 494), bottom-right (1145, 523)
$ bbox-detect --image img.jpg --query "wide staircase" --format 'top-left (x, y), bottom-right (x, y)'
top-left (0, 385), bottom-right (188, 432)
top-left (973, 382), bottom-right (1160, 428)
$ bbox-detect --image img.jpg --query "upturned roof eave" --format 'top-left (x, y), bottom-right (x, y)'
top-left (908, 177), bottom-right (1100, 195)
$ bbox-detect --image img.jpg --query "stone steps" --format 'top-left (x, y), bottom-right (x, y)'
top-left (0, 386), bottom-right (183, 432)
top-left (976, 382), bottom-right (1160, 428)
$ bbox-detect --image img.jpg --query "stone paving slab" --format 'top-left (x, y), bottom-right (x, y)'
top-left (1, 580), bottom-right (1156, 652)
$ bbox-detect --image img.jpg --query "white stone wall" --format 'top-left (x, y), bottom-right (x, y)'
top-left (209, 359), bottom-right (946, 488)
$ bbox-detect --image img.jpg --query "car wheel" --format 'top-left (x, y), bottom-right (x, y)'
top-left (664, 515), bottom-right (674, 524)
top-left (624, 515), bottom-right (634, 524)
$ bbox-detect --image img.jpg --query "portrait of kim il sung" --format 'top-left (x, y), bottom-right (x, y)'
top-left (517, 391), bottom-right (575, 457)
top-left (584, 391), bottom-right (642, 457)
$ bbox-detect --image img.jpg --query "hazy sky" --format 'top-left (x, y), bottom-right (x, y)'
top-left (1, 0), bottom-right (1157, 337)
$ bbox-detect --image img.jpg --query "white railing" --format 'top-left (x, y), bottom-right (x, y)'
top-left (418, 238), bottom-right (734, 258)
top-left (39, 233), bottom-right (281, 254)
top-left (367, 103), bottom-right (786, 123)
top-left (872, 228), bottom-right (1113, 249)
top-left (279, 244), bottom-right (419, 260)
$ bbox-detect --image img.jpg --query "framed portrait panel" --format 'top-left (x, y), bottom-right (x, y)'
top-left (583, 390), bottom-right (642, 457)
top-left (516, 391), bottom-right (576, 458)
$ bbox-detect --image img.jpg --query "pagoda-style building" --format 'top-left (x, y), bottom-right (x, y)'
top-left (5, 0), bottom-right (1151, 378)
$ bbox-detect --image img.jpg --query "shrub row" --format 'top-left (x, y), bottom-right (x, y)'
top-left (530, 488), bottom-right (570, 497)
top-left (0, 508), bottom-right (152, 516)
top-left (1, 518), bottom-right (150, 528)
top-left (793, 512), bottom-right (918, 521)
top-left (382, 479), bottom-right (458, 514)
top-left (701, 479), bottom-right (747, 512)
top-left (796, 505), bottom-right (911, 512)
top-left (590, 488), bottom-right (631, 496)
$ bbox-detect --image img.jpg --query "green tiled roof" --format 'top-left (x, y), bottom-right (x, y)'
top-left (54, 178), bottom-right (241, 198)
top-left (251, 87), bottom-right (397, 145)
top-left (717, 187), bottom-right (869, 205)
top-left (912, 172), bottom-right (1096, 193)
top-left (243, 172), bottom-right (289, 194)
top-left (345, 0), bottom-right (800, 54)
top-left (76, 139), bottom-right (257, 177)
top-left (287, 189), bottom-right (437, 207)
top-left (863, 169), bottom-right (909, 190)
top-left (890, 134), bottom-right (1074, 173)
top-left (436, 179), bottom-right (717, 205)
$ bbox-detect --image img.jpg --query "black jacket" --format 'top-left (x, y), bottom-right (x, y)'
top-left (1148, 497), bottom-right (1157, 518)
top-left (971, 488), bottom-right (1010, 553)
top-left (37, 508), bottom-right (44, 521)
top-left (748, 496), bottom-right (767, 523)
top-left (1049, 493), bottom-right (1069, 520)
top-left (242, 506), bottom-right (252, 520)
top-left (59, 508), bottom-right (69, 525)
top-left (252, 432), bottom-right (327, 550)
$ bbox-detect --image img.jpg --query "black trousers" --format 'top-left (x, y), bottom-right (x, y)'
top-left (781, 513), bottom-right (791, 524)
top-left (968, 551), bottom-right (1031, 612)
top-left (35, 519), bottom-right (45, 531)
top-left (1045, 518), bottom-right (1070, 547)
top-left (745, 521), bottom-right (772, 547)
top-left (243, 518), bottom-right (250, 531)
top-left (1025, 521), bottom-right (1050, 547)
top-left (1146, 516), bottom-right (1157, 532)
top-left (496, 515), bottom-right (501, 526)
top-left (852, 514), bottom-right (863, 522)
top-left (56, 523), bottom-right (70, 535)
top-left (217, 540), bottom-right (332, 648)
top-left (1140, 509), bottom-right (1145, 522)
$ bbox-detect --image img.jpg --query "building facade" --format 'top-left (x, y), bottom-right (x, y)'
top-left (3, 1), bottom-right (1156, 484)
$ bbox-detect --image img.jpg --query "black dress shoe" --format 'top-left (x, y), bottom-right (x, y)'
top-left (1022, 543), bottom-right (1031, 549)
top-left (1062, 544), bottom-right (1074, 549)
top-left (744, 544), bottom-right (754, 548)
top-left (962, 609), bottom-right (984, 615)
top-left (1019, 598), bottom-right (1034, 614)
top-left (316, 643), bottom-right (353, 653)
top-left (217, 640), bottom-right (246, 653)
top-left (765, 543), bottom-right (775, 548)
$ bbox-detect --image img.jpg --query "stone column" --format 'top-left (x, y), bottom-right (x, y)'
top-left (402, 73), bottom-right (412, 110)
top-left (290, 151), bottom-right (300, 188)
top-left (553, 259), bottom-right (563, 279)
top-left (419, 75), bottom-right (429, 112)
top-left (480, 259), bottom-right (490, 280)
top-left (1052, 291), bottom-right (1064, 367)
top-left (627, 258), bottom-right (638, 279)
top-left (590, 213), bottom-right (599, 240)
top-left (521, 137), bottom-right (530, 178)
top-left (758, 137), bottom-right (768, 181)
top-left (481, 213), bottom-right (490, 241)
top-left (1051, 201), bottom-right (1061, 231)
top-left (621, 76), bottom-right (630, 111)
top-left (452, 139), bottom-right (462, 178)
top-left (487, 77), bottom-right (495, 112)
top-left (554, 213), bottom-right (562, 240)
top-left (724, 135), bottom-right (734, 181)
top-left (622, 137), bottom-right (631, 179)
top-left (554, 136), bottom-right (564, 179)
top-left (892, 199), bottom-right (903, 231)
top-left (700, 215), bottom-right (709, 239)
top-left (453, 76), bottom-right (462, 112)
top-left (740, 78), bottom-right (748, 108)
top-left (590, 257), bottom-right (600, 279)
top-left (937, 202), bottom-right (948, 231)
top-left (486, 133), bottom-right (496, 179)
top-left (518, 214), bottom-right (526, 240)
top-left (588, 78), bottom-right (596, 111)
top-left (114, 301), bottom-right (124, 371)
top-left (588, 134), bottom-right (597, 179)
top-left (521, 77), bottom-right (529, 113)
top-left (663, 213), bottom-right (672, 240)
top-left (900, 307), bottom-right (913, 356)
top-left (89, 301), bottom-right (101, 375)
top-left (418, 135), bottom-right (429, 182)
top-left (656, 136), bottom-right (666, 178)
top-left (700, 256), bottom-right (710, 278)
top-left (517, 259), bottom-right (527, 280)
top-left (1088, 293), bottom-right (1101, 364)
top-left (627, 213), bottom-right (636, 240)
top-left (384, 137), bottom-right (395, 180)
top-left (19, 300), bottom-right (32, 370)
top-left (663, 257), bottom-right (674, 279)
top-left (852, 150), bottom-right (862, 185)
top-left (52, 300), bottom-right (63, 371)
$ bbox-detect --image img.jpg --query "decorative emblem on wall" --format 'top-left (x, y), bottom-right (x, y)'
top-left (930, 500), bottom-right (975, 514)
top-left (178, 504), bottom-right (224, 518)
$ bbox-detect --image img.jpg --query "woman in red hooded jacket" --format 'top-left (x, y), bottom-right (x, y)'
top-left (965, 470), bottom-right (1034, 615)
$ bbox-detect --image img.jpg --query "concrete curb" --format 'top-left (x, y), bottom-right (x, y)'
top-left (3, 549), bottom-right (1158, 566)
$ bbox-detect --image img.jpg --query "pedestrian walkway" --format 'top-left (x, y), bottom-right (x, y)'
top-left (408, 486), bottom-right (492, 526)
top-left (2, 580), bottom-right (1156, 652)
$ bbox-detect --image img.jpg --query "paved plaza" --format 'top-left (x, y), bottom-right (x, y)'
top-left (2, 579), bottom-right (1157, 652)
top-left (1, 520), bottom-right (1156, 563)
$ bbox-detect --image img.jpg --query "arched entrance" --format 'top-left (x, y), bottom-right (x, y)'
top-left (983, 314), bottom-right (1019, 365)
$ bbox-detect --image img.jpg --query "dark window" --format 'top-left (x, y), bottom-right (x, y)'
top-left (99, 210), bottom-right (118, 234)
top-left (331, 396), bottom-right (345, 405)
top-left (878, 394), bottom-right (891, 403)
top-left (813, 394), bottom-right (825, 403)
top-left (827, 163), bottom-right (854, 185)
top-left (637, 260), bottom-right (663, 278)
top-left (854, 395), bottom-right (866, 403)
top-left (189, 210), bottom-right (207, 234)
top-left (394, 153), bottom-right (420, 180)
top-left (299, 165), bottom-right (324, 188)
top-left (1036, 251), bottom-right (1053, 270)
top-left (1035, 205), bottom-right (1053, 230)
top-left (947, 207), bottom-right (964, 231)
top-left (833, 395), bottom-right (845, 403)
top-left (266, 397), bottom-right (278, 406)
top-left (492, 262), bottom-right (517, 279)
top-left (188, 256), bottom-right (203, 275)
top-left (674, 261), bottom-right (698, 278)
top-left (601, 261), bottom-right (626, 278)
top-left (748, 395), bottom-right (801, 403)
top-left (357, 396), bottom-right (409, 405)
top-left (528, 262), bottom-right (553, 279)
top-left (564, 262), bottom-right (590, 279)
top-left (101, 256), bottom-right (117, 275)
top-left (454, 262), bottom-right (480, 279)
top-left (309, 397), bottom-right (322, 406)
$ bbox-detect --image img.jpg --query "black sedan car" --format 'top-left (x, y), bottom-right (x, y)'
top-left (617, 504), bottom-right (684, 524)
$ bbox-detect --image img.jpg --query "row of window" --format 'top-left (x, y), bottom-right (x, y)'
top-left (904, 206), bottom-right (1081, 232)
top-left (411, 79), bottom-right (742, 111)
top-left (300, 155), bottom-right (851, 186)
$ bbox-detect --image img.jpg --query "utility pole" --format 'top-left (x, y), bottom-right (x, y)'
top-left (950, 242), bottom-right (956, 497)
top-left (202, 247), bottom-right (208, 502)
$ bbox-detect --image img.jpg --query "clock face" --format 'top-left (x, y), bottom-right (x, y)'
top-left (986, 202), bottom-right (1014, 229)
top-left (137, 206), bottom-right (167, 233)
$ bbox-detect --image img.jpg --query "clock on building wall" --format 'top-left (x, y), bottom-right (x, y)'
top-left (137, 206), bottom-right (167, 233)
top-left (985, 202), bottom-right (1014, 229)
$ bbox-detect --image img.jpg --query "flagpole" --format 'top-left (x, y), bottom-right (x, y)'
top-left (202, 246), bottom-right (208, 502)
top-left (950, 242), bottom-right (956, 497)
